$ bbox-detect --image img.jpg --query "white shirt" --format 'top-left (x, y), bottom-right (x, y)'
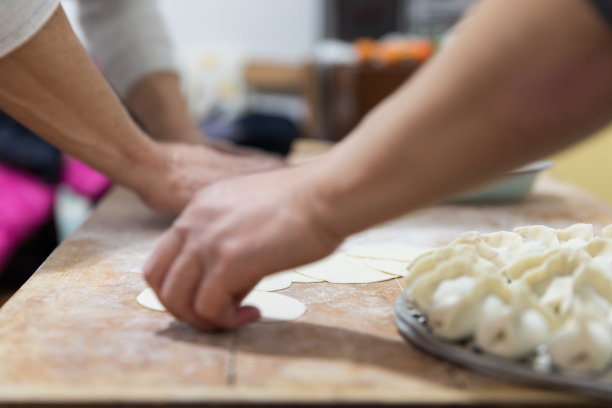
top-left (0, 0), bottom-right (59, 58)
top-left (0, 0), bottom-right (176, 97)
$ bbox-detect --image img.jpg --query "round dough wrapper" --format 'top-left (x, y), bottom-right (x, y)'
top-left (254, 272), bottom-right (293, 291)
top-left (254, 270), bottom-right (323, 292)
top-left (346, 243), bottom-right (431, 262)
top-left (296, 253), bottom-right (397, 283)
top-left (363, 259), bottom-right (409, 277)
top-left (243, 291), bottom-right (306, 321)
top-left (136, 288), bottom-right (306, 321)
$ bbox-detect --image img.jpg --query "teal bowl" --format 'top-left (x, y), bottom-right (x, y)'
top-left (452, 161), bottom-right (554, 204)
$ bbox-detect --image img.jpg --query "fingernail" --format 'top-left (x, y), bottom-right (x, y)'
top-left (235, 306), bottom-right (261, 326)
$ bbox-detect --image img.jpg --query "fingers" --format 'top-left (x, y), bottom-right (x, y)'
top-left (144, 227), bottom-right (260, 330)
top-left (158, 246), bottom-right (215, 331)
top-left (194, 276), bottom-right (261, 329)
top-left (143, 228), bottom-right (185, 291)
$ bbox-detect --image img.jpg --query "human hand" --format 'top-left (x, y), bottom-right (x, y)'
top-left (143, 166), bottom-right (343, 330)
top-left (137, 142), bottom-right (285, 214)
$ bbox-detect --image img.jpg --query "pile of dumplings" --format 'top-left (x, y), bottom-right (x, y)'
top-left (403, 223), bottom-right (612, 374)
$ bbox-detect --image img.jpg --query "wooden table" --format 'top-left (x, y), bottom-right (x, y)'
top-left (1, 169), bottom-right (612, 406)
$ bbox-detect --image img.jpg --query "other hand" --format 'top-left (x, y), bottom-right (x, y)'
top-left (138, 142), bottom-right (284, 214)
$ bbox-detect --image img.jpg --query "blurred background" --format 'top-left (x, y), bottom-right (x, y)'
top-left (55, 0), bottom-right (612, 206)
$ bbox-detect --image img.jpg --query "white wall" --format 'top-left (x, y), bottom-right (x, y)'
top-left (62, 0), bottom-right (323, 62)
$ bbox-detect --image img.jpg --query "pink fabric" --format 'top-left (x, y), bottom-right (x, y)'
top-left (0, 163), bottom-right (54, 270)
top-left (0, 158), bottom-right (111, 274)
top-left (60, 156), bottom-right (112, 201)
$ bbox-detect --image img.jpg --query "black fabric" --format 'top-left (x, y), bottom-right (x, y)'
top-left (590, 0), bottom-right (612, 28)
top-left (0, 111), bottom-right (62, 184)
top-left (236, 114), bottom-right (299, 157)
top-left (0, 218), bottom-right (58, 290)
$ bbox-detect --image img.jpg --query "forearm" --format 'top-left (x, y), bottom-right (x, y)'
top-left (125, 71), bottom-right (202, 143)
top-left (311, 0), bottom-right (612, 237)
top-left (0, 7), bottom-right (162, 193)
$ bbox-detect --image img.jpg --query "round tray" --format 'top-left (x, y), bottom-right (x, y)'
top-left (394, 291), bottom-right (612, 401)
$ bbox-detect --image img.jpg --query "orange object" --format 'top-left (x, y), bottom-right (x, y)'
top-left (354, 37), bottom-right (435, 66)
top-left (355, 37), bottom-right (375, 63)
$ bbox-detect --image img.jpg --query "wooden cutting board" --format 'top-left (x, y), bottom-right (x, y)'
top-left (0, 168), bottom-right (611, 405)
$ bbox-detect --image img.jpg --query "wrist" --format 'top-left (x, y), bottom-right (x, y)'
top-left (121, 138), bottom-right (168, 200)
top-left (295, 162), bottom-right (351, 247)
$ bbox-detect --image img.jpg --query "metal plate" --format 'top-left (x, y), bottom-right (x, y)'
top-left (394, 291), bottom-right (612, 400)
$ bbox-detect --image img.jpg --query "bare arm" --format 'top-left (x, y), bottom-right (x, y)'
top-left (0, 7), bottom-right (282, 214)
top-left (313, 0), bottom-right (612, 237)
top-left (0, 6), bottom-right (161, 194)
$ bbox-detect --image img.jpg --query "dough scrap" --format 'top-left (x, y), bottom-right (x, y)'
top-left (296, 253), bottom-right (398, 283)
top-left (137, 287), bottom-right (166, 312)
top-left (136, 288), bottom-right (306, 321)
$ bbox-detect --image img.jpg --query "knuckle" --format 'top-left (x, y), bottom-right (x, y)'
top-left (159, 286), bottom-right (184, 313)
top-left (170, 222), bottom-right (190, 237)
top-left (215, 239), bottom-right (239, 263)
top-left (193, 297), bottom-right (222, 325)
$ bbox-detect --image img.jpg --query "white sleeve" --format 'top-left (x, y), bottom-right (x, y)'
top-left (0, 0), bottom-right (59, 57)
top-left (77, 0), bottom-right (177, 98)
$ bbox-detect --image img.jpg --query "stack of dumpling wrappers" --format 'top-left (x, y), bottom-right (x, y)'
top-left (403, 223), bottom-right (612, 374)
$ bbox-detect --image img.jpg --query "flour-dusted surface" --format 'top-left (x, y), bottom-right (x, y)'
top-left (0, 175), bottom-right (609, 405)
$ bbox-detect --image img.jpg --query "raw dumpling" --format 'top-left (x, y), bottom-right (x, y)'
top-left (517, 249), bottom-right (591, 318)
top-left (600, 224), bottom-right (612, 239)
top-left (404, 244), bottom-right (496, 287)
top-left (556, 223), bottom-right (593, 249)
top-left (450, 232), bottom-right (506, 270)
top-left (426, 275), bottom-right (510, 340)
top-left (509, 248), bottom-right (590, 283)
top-left (408, 257), bottom-right (493, 313)
top-left (513, 225), bottom-right (560, 252)
top-left (583, 237), bottom-right (612, 278)
top-left (548, 314), bottom-right (612, 373)
top-left (474, 285), bottom-right (555, 358)
top-left (572, 264), bottom-right (612, 319)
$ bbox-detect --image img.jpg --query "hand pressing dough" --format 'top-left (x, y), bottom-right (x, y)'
top-left (136, 288), bottom-right (306, 321)
top-left (346, 243), bottom-right (431, 262)
top-left (296, 253), bottom-right (398, 283)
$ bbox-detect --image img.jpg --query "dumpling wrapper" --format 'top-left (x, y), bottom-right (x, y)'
top-left (254, 272), bottom-right (293, 291)
top-left (242, 291), bottom-right (307, 321)
top-left (363, 259), bottom-right (410, 277)
top-left (346, 243), bottom-right (431, 262)
top-left (136, 288), bottom-right (306, 321)
top-left (296, 253), bottom-right (398, 283)
top-left (253, 270), bottom-right (324, 291)
top-left (137, 287), bottom-right (165, 311)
